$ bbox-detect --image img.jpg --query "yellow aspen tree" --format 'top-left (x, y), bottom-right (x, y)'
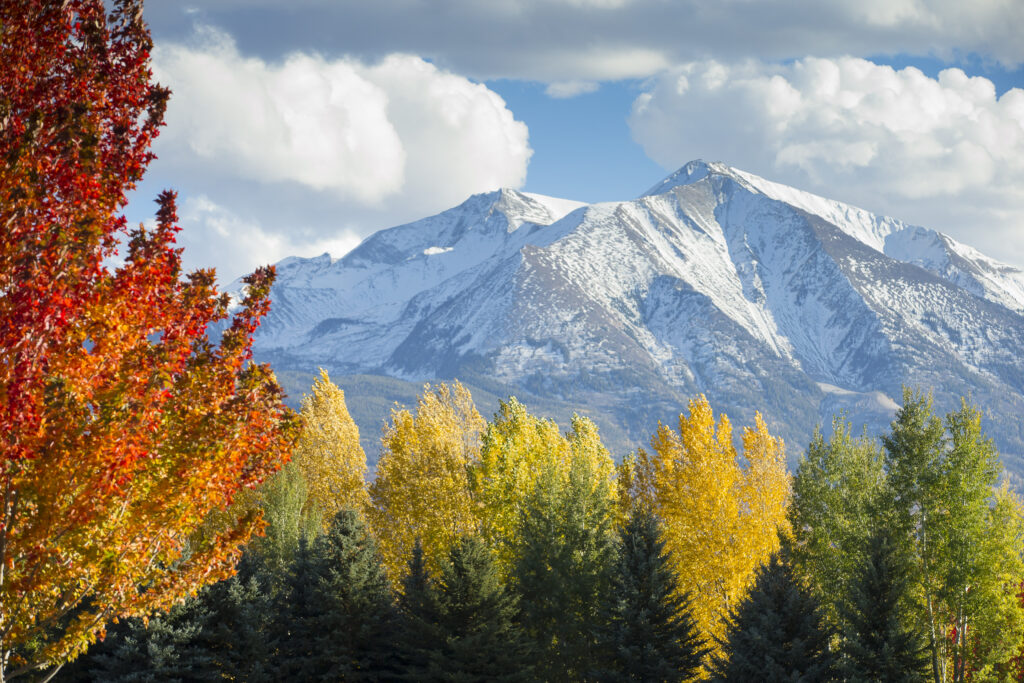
top-left (634, 395), bottom-right (790, 662)
top-left (474, 398), bottom-right (616, 574)
top-left (292, 369), bottom-right (370, 529)
top-left (738, 413), bottom-right (791, 576)
top-left (615, 453), bottom-right (639, 524)
top-left (474, 398), bottom-right (569, 569)
top-left (368, 381), bottom-right (485, 584)
top-left (566, 413), bottom-right (617, 496)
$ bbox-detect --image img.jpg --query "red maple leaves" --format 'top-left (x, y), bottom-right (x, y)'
top-left (0, 1), bottom-right (297, 678)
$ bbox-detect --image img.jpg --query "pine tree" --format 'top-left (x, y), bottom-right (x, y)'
top-left (840, 527), bottom-right (930, 683)
top-left (79, 597), bottom-right (219, 682)
top-left (429, 536), bottom-right (534, 681)
top-left (193, 553), bottom-right (276, 682)
top-left (513, 438), bottom-right (617, 681)
top-left (709, 552), bottom-right (836, 683)
top-left (267, 536), bottom-right (320, 679)
top-left (395, 540), bottom-right (443, 678)
top-left (67, 552), bottom-right (275, 682)
top-left (269, 509), bottom-right (399, 681)
top-left (595, 508), bottom-right (708, 682)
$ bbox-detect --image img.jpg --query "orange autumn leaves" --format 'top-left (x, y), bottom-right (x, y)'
top-left (0, 1), bottom-right (297, 677)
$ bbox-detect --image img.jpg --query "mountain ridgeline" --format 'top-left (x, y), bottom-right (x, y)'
top-left (237, 161), bottom-right (1024, 475)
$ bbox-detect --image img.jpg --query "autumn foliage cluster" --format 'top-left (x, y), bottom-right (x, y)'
top-left (0, 2), bottom-right (296, 680)
top-left (66, 373), bottom-right (1024, 682)
top-left (64, 374), bottom-right (789, 680)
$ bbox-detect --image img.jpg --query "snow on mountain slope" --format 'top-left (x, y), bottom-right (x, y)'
top-left (240, 161), bottom-right (1024, 473)
top-left (650, 161), bottom-right (1024, 314)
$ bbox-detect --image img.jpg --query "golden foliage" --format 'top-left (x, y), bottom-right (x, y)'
top-left (631, 395), bottom-right (790, 657)
top-left (368, 381), bottom-right (484, 584)
top-left (293, 369), bottom-right (369, 527)
top-left (474, 398), bottom-right (616, 574)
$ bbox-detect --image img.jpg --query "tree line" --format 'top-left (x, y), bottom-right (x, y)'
top-left (64, 374), bottom-right (1024, 682)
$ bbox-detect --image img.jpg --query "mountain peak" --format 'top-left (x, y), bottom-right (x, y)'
top-left (642, 160), bottom-right (908, 254)
top-left (642, 159), bottom-right (726, 196)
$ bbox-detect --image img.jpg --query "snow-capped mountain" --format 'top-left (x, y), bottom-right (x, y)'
top-left (239, 161), bottom-right (1024, 473)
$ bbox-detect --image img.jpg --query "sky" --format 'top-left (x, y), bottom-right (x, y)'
top-left (131, 1), bottom-right (1024, 282)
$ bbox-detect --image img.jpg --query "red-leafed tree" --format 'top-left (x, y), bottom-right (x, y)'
top-left (0, 1), bottom-right (298, 680)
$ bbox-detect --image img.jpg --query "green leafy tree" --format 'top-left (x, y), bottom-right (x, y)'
top-left (884, 390), bottom-right (1024, 682)
top-left (789, 417), bottom-right (889, 628)
top-left (512, 438), bottom-right (617, 681)
top-left (595, 508), bottom-right (708, 682)
top-left (840, 527), bottom-right (930, 683)
top-left (247, 462), bottom-right (321, 578)
top-left (709, 552), bottom-right (836, 683)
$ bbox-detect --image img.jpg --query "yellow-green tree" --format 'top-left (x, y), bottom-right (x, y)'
top-left (510, 415), bottom-right (618, 678)
top-left (368, 382), bottom-right (485, 583)
top-left (473, 398), bottom-right (616, 574)
top-left (629, 395), bottom-right (790, 658)
top-left (292, 369), bottom-right (369, 528)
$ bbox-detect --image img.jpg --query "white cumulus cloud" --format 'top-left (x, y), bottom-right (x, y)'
top-left (175, 196), bottom-right (363, 280)
top-left (142, 27), bottom-right (532, 279)
top-left (154, 27), bottom-right (406, 203)
top-left (629, 57), bottom-right (1024, 265)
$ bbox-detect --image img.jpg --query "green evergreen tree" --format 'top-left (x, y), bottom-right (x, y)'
top-left (78, 597), bottom-right (219, 682)
top-left (395, 539), bottom-right (443, 678)
top-left (882, 389), bottom-right (948, 683)
top-left (594, 508), bottom-right (708, 682)
top-left (709, 551), bottom-right (837, 683)
top-left (267, 535), bottom-right (320, 679)
top-left (269, 509), bottom-right (399, 681)
top-left (429, 536), bottom-right (534, 681)
top-left (195, 553), bottom-right (276, 682)
top-left (512, 453), bottom-right (617, 681)
top-left (840, 527), bottom-right (930, 683)
top-left (65, 551), bottom-right (275, 682)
